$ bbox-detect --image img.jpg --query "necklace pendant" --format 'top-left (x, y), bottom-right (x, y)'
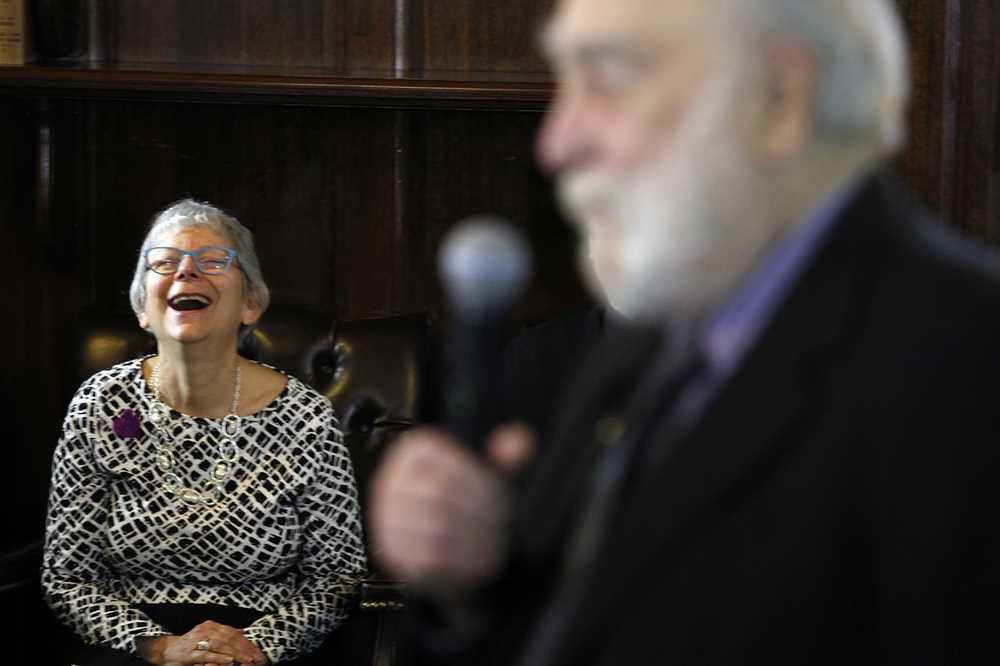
top-left (149, 403), bottom-right (168, 426)
top-left (156, 451), bottom-right (173, 472)
top-left (222, 414), bottom-right (241, 439)
top-left (162, 473), bottom-right (182, 493)
top-left (150, 359), bottom-right (241, 509)
top-left (202, 480), bottom-right (224, 506)
top-left (179, 487), bottom-right (202, 504)
top-left (212, 460), bottom-right (231, 482)
top-left (153, 430), bottom-right (171, 451)
top-left (220, 439), bottom-right (238, 462)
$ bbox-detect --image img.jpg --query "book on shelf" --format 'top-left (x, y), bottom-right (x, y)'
top-left (0, 0), bottom-right (27, 65)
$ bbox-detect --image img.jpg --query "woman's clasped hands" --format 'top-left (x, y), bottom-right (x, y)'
top-left (136, 620), bottom-right (268, 666)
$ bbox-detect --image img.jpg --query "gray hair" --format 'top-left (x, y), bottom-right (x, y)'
top-left (721, 0), bottom-right (909, 155)
top-left (129, 199), bottom-right (271, 341)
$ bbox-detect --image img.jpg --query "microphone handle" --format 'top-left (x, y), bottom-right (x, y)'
top-left (443, 316), bottom-right (504, 451)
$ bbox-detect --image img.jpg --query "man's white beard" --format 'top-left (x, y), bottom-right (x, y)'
top-left (557, 72), bottom-right (778, 325)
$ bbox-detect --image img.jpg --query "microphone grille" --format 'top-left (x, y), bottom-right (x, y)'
top-left (438, 216), bottom-right (533, 317)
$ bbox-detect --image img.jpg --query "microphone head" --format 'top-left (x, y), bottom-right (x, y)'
top-left (438, 216), bottom-right (533, 319)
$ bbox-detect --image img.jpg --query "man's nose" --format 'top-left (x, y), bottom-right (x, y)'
top-left (536, 88), bottom-right (593, 173)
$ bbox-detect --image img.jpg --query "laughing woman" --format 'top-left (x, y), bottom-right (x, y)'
top-left (42, 200), bottom-right (366, 665)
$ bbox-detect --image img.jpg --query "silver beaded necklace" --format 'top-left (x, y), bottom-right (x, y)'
top-left (148, 360), bottom-right (242, 507)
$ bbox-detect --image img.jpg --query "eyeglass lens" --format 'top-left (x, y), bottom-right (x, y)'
top-left (146, 247), bottom-right (234, 275)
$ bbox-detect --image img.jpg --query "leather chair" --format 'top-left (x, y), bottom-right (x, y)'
top-left (4, 305), bottom-right (426, 665)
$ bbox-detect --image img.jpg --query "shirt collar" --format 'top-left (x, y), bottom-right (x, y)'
top-left (700, 176), bottom-right (862, 377)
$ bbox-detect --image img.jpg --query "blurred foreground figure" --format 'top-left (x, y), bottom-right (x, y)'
top-left (371, 0), bottom-right (1000, 664)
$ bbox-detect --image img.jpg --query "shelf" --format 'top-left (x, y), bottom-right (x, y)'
top-left (0, 62), bottom-right (554, 110)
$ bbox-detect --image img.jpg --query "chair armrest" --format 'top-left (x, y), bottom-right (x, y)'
top-left (358, 579), bottom-right (412, 666)
top-left (360, 579), bottom-right (408, 613)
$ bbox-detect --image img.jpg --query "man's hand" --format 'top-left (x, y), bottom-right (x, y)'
top-left (136, 621), bottom-right (268, 666)
top-left (369, 423), bottom-right (534, 602)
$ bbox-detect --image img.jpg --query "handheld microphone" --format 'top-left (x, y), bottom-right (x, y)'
top-left (438, 216), bottom-right (532, 450)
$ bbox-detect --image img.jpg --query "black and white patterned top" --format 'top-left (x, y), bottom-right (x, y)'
top-left (42, 357), bottom-right (368, 663)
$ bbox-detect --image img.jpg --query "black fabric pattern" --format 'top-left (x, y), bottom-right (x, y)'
top-left (42, 357), bottom-right (367, 663)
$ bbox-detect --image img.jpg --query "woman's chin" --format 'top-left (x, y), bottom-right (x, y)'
top-left (157, 325), bottom-right (213, 347)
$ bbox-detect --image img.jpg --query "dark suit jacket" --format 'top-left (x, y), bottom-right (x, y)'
top-left (468, 177), bottom-right (1000, 665)
top-left (499, 306), bottom-right (608, 436)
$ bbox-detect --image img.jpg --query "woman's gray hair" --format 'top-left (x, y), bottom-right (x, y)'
top-left (722, 0), bottom-right (909, 155)
top-left (129, 199), bottom-right (271, 341)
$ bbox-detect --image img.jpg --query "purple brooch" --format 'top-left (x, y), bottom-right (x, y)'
top-left (113, 409), bottom-right (143, 439)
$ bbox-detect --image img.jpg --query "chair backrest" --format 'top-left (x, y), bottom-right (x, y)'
top-left (312, 314), bottom-right (429, 502)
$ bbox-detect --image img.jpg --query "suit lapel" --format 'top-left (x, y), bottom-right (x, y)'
top-left (515, 325), bottom-right (663, 566)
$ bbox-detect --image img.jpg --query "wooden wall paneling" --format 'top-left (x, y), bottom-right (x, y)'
top-left (391, 110), bottom-right (417, 311)
top-left (113, 0), bottom-right (397, 70)
top-left (404, 108), bottom-right (590, 326)
top-left (405, 0), bottom-right (553, 73)
top-left (1, 100), bottom-right (37, 236)
top-left (4, 99), bottom-right (45, 548)
top-left (196, 105), bottom-right (399, 317)
top-left (87, 0), bottom-right (117, 62)
top-left (319, 0), bottom-right (399, 72)
top-left (5, 99), bottom-right (92, 547)
top-left (38, 99), bottom-right (91, 405)
top-left (952, 0), bottom-right (999, 242)
top-left (896, 0), bottom-right (999, 243)
top-left (327, 107), bottom-right (438, 319)
top-left (85, 0), bottom-right (559, 73)
top-left (325, 106), bottom-right (407, 319)
top-left (895, 0), bottom-right (952, 218)
top-left (70, 101), bottom-right (402, 319)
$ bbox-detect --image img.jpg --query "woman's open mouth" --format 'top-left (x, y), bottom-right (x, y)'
top-left (168, 294), bottom-right (211, 311)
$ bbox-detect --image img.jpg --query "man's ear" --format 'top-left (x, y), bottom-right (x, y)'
top-left (745, 39), bottom-right (820, 166)
top-left (137, 312), bottom-right (150, 329)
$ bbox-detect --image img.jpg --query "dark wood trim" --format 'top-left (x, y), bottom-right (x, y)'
top-left (939, 0), bottom-right (961, 225)
top-left (0, 64), bottom-right (553, 109)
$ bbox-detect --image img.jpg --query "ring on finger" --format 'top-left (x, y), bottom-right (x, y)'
top-left (196, 639), bottom-right (212, 651)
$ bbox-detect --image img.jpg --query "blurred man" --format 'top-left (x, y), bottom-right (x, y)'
top-left (371, 0), bottom-right (1000, 664)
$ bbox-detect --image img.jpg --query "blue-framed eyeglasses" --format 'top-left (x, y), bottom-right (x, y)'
top-left (143, 246), bottom-right (242, 276)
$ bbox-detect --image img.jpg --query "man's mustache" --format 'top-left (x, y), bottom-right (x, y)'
top-left (556, 170), bottom-right (625, 227)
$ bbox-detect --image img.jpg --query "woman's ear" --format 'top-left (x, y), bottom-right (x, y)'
top-left (242, 297), bottom-right (263, 327)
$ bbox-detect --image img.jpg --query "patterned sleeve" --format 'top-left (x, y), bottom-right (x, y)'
top-left (242, 408), bottom-right (368, 662)
top-left (41, 376), bottom-right (171, 652)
